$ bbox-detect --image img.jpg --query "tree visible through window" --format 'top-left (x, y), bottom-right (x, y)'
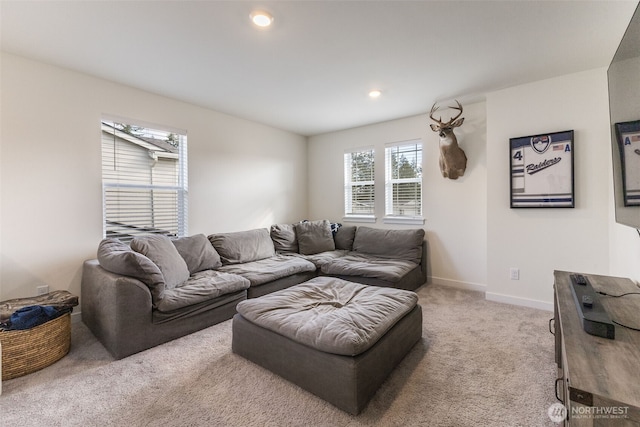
top-left (385, 141), bottom-right (422, 217)
top-left (101, 119), bottom-right (188, 241)
top-left (344, 148), bottom-right (375, 217)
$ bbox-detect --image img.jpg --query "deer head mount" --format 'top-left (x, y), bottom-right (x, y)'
top-left (429, 100), bottom-right (467, 180)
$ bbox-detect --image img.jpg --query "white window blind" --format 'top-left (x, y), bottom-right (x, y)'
top-left (101, 120), bottom-right (188, 241)
top-left (385, 140), bottom-right (423, 220)
top-left (344, 148), bottom-right (375, 218)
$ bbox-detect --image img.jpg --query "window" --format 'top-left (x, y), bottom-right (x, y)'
top-left (344, 147), bottom-right (375, 221)
top-left (101, 119), bottom-right (188, 241)
top-left (385, 140), bottom-right (423, 224)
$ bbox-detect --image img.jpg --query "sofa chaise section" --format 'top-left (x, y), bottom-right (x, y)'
top-left (320, 226), bottom-right (427, 290)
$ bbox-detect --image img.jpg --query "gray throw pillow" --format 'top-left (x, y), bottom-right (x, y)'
top-left (295, 220), bottom-right (336, 255)
top-left (270, 223), bottom-right (298, 253)
top-left (97, 238), bottom-right (166, 305)
top-left (131, 235), bottom-right (190, 289)
top-left (334, 225), bottom-right (357, 250)
top-left (172, 234), bottom-right (222, 274)
top-left (208, 228), bottom-right (276, 264)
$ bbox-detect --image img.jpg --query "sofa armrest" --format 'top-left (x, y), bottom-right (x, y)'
top-left (81, 259), bottom-right (153, 358)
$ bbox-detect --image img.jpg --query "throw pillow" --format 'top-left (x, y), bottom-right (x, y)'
top-left (295, 219), bottom-right (336, 255)
top-left (131, 234), bottom-right (190, 289)
top-left (172, 234), bottom-right (222, 274)
top-left (330, 222), bottom-right (342, 235)
top-left (270, 223), bottom-right (298, 253)
top-left (97, 238), bottom-right (166, 305)
top-left (334, 225), bottom-right (357, 250)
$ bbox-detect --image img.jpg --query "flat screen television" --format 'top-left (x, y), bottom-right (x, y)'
top-left (609, 2), bottom-right (640, 229)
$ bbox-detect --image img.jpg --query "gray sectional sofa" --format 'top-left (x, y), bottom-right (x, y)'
top-left (81, 220), bottom-right (426, 359)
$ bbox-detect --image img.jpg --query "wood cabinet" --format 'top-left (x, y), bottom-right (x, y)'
top-left (554, 270), bottom-right (640, 426)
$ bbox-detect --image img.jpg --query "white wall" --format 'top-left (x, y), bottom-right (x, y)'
top-left (0, 53), bottom-right (308, 300)
top-left (610, 222), bottom-right (640, 280)
top-left (308, 102), bottom-right (488, 291)
top-left (486, 68), bottom-right (613, 310)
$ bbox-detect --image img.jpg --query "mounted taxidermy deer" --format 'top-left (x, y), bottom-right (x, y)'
top-left (429, 100), bottom-right (466, 180)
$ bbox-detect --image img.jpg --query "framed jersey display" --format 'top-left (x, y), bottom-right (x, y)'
top-left (510, 130), bottom-right (574, 208)
top-left (615, 120), bottom-right (640, 206)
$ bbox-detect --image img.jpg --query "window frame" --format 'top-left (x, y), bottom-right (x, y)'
top-left (343, 147), bottom-right (376, 223)
top-left (101, 117), bottom-right (188, 241)
top-left (384, 139), bottom-right (424, 225)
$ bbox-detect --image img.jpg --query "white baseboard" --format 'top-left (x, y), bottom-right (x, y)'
top-left (429, 276), bottom-right (487, 293)
top-left (429, 277), bottom-right (553, 312)
top-left (485, 292), bottom-right (553, 312)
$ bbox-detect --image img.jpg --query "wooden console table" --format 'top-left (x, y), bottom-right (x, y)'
top-left (554, 270), bottom-right (640, 426)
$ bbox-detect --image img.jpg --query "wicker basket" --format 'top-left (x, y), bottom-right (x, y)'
top-left (0, 312), bottom-right (71, 380)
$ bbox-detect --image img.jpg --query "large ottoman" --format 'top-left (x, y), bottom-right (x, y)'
top-left (232, 276), bottom-right (422, 415)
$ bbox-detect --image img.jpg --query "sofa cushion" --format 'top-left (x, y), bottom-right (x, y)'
top-left (172, 234), bottom-right (222, 274)
top-left (218, 254), bottom-right (316, 287)
top-left (321, 253), bottom-right (419, 282)
top-left (209, 228), bottom-right (275, 265)
top-left (131, 235), bottom-right (190, 290)
top-left (353, 227), bottom-right (425, 264)
top-left (235, 276), bottom-right (418, 356)
top-left (290, 250), bottom-right (348, 268)
top-left (334, 225), bottom-right (356, 250)
top-left (270, 223), bottom-right (298, 253)
top-left (156, 270), bottom-right (250, 313)
top-left (295, 220), bottom-right (336, 255)
top-left (97, 238), bottom-right (166, 305)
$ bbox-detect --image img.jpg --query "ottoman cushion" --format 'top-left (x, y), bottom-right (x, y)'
top-left (235, 276), bottom-right (418, 356)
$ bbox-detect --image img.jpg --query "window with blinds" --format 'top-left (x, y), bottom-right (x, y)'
top-left (344, 148), bottom-right (375, 219)
top-left (385, 140), bottom-right (423, 221)
top-left (101, 120), bottom-right (188, 241)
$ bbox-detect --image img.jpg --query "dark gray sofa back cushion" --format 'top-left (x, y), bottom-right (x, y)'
top-left (172, 234), bottom-right (222, 274)
top-left (97, 238), bottom-right (166, 305)
top-left (131, 234), bottom-right (190, 290)
top-left (295, 220), bottom-right (336, 255)
top-left (334, 225), bottom-right (356, 250)
top-left (208, 228), bottom-right (275, 265)
top-left (270, 223), bottom-right (298, 253)
top-left (352, 227), bottom-right (425, 264)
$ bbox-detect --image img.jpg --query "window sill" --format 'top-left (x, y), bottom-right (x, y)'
top-left (342, 215), bottom-right (377, 224)
top-left (383, 216), bottom-right (425, 225)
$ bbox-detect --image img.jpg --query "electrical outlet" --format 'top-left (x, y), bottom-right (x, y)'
top-left (36, 285), bottom-right (49, 295)
top-left (509, 268), bottom-right (520, 280)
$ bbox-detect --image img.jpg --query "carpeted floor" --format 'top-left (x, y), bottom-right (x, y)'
top-left (0, 284), bottom-right (558, 427)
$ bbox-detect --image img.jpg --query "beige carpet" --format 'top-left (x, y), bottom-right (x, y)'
top-left (0, 284), bottom-right (557, 426)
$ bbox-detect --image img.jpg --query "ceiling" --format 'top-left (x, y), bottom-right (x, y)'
top-left (1, 1), bottom-right (638, 136)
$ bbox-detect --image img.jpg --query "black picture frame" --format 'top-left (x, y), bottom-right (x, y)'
top-left (614, 120), bottom-right (640, 206)
top-left (510, 130), bottom-right (575, 208)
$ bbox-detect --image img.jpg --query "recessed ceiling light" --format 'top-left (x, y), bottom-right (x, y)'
top-left (369, 90), bottom-right (382, 99)
top-left (250, 10), bottom-right (274, 28)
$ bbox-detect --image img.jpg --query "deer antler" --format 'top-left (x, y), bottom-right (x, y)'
top-left (429, 103), bottom-right (443, 125)
top-left (449, 100), bottom-right (463, 123)
top-left (429, 100), bottom-right (463, 127)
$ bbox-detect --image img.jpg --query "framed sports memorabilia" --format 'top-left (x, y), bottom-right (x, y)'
top-left (510, 130), bottom-right (574, 208)
top-left (614, 120), bottom-right (640, 206)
